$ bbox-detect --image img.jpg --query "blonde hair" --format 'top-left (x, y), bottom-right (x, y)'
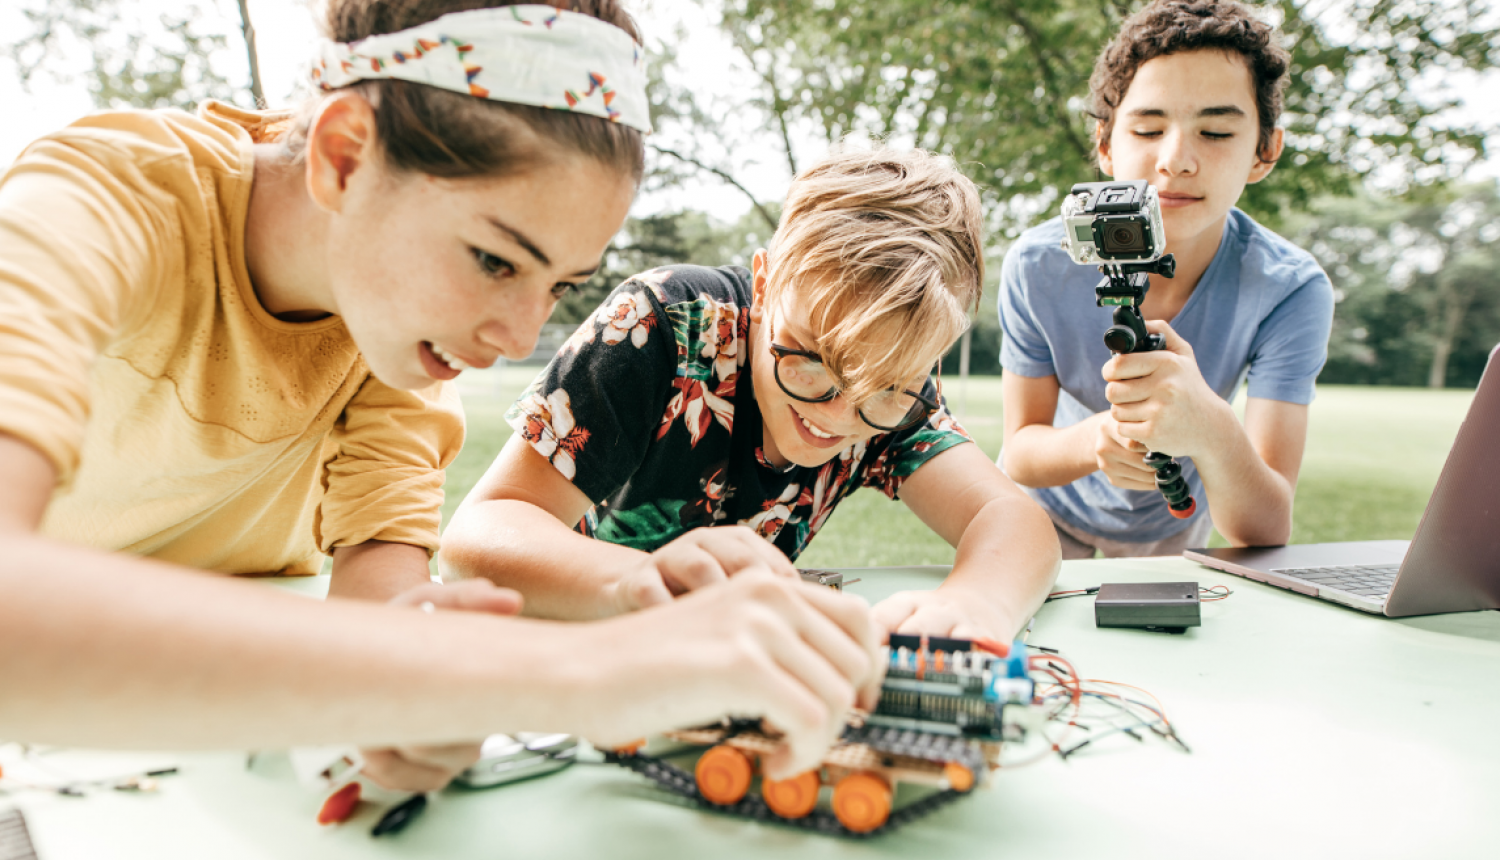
top-left (763, 146), bottom-right (984, 405)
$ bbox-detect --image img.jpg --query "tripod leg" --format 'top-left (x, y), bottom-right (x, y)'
top-left (1143, 451), bottom-right (1196, 518)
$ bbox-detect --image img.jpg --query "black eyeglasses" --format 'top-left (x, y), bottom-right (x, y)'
top-left (767, 320), bottom-right (941, 432)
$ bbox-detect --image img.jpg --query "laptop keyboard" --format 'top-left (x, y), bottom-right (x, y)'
top-left (1270, 564), bottom-right (1400, 599)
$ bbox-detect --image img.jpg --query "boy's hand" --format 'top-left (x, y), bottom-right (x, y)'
top-left (1102, 320), bottom-right (1233, 458)
top-left (585, 570), bottom-right (881, 781)
top-left (1093, 412), bottom-right (1158, 490)
top-left (358, 580), bottom-right (524, 792)
top-left (612, 526), bottom-right (799, 613)
top-left (870, 587), bottom-right (1017, 643)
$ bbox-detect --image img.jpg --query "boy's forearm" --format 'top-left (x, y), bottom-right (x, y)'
top-left (0, 532), bottom-right (610, 749)
top-left (439, 499), bottom-right (647, 620)
top-left (1004, 415), bottom-right (1104, 488)
top-left (1191, 410), bottom-right (1295, 546)
top-left (942, 496), bottom-right (1061, 640)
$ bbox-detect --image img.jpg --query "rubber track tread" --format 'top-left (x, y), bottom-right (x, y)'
top-left (602, 751), bottom-right (966, 837)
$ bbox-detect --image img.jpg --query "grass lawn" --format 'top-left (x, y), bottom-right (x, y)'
top-left (443, 367), bottom-right (1475, 566)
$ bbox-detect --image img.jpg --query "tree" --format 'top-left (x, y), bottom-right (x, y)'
top-left (4, 0), bottom-right (262, 111)
top-left (720, 0), bottom-right (1499, 235)
top-left (556, 205), bottom-right (781, 325)
top-left (634, 13), bottom-right (789, 235)
top-left (1287, 183), bottom-right (1500, 388)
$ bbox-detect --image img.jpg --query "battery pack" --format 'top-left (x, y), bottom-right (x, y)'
top-left (1094, 582), bottom-right (1201, 633)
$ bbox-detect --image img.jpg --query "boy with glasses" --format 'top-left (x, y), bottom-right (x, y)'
top-left (442, 148), bottom-right (1060, 643)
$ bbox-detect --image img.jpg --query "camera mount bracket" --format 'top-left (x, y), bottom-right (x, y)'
top-left (1094, 255), bottom-right (1197, 519)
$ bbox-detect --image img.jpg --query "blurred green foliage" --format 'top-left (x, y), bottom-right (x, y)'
top-left (5, 0), bottom-right (248, 109)
top-left (11, 1), bottom-right (1495, 387)
top-left (1287, 182), bottom-right (1500, 387)
top-left (719, 0), bottom-right (1498, 236)
top-left (558, 204), bottom-right (780, 324)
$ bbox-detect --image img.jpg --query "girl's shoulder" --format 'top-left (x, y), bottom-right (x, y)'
top-left (23, 103), bottom-right (263, 179)
top-left (7, 103), bottom-right (272, 239)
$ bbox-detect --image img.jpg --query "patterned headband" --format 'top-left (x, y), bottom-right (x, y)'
top-left (312, 4), bottom-right (652, 134)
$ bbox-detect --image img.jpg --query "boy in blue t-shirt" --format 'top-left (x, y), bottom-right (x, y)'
top-left (998, 0), bottom-right (1333, 558)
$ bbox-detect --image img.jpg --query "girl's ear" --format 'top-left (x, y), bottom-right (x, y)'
top-left (304, 91), bottom-right (380, 215)
top-left (749, 248), bottom-right (769, 323)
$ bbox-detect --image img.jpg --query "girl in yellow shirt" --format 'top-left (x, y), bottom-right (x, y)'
top-left (0, 0), bottom-right (877, 792)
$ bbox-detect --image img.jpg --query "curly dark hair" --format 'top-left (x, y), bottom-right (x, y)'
top-left (1088, 0), bottom-right (1290, 163)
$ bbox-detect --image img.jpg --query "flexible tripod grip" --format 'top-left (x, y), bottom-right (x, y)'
top-left (1143, 452), bottom-right (1196, 518)
top-left (1095, 262), bottom-right (1196, 520)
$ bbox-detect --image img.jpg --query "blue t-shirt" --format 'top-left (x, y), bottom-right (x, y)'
top-left (998, 208), bottom-right (1334, 543)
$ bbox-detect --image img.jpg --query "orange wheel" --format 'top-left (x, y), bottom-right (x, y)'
top-left (695, 745), bottom-right (754, 806)
top-left (831, 771), bottom-right (892, 833)
top-left (943, 761), bottom-right (975, 793)
top-left (761, 770), bottom-right (821, 819)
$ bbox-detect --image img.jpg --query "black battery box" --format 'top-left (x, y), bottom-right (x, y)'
top-left (1094, 582), bottom-right (1201, 633)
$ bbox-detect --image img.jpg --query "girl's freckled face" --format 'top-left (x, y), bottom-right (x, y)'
top-left (325, 156), bottom-right (634, 390)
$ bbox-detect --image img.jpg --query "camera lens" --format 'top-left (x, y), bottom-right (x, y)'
top-left (1092, 214), bottom-right (1152, 259)
top-left (1103, 222), bottom-right (1144, 253)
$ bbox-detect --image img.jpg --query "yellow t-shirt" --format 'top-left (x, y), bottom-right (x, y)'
top-left (0, 102), bottom-right (464, 576)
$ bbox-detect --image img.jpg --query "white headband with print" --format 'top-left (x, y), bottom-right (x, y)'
top-left (312, 4), bottom-right (652, 134)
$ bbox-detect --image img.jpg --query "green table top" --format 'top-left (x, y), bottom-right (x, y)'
top-left (8, 558), bottom-right (1498, 859)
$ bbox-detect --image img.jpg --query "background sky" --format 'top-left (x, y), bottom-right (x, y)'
top-left (2, 0), bottom-right (1495, 222)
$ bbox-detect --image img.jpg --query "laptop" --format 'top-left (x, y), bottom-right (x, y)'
top-left (1184, 344), bottom-right (1500, 617)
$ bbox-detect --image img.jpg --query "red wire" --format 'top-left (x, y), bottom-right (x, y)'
top-left (974, 638), bottom-right (1011, 657)
top-left (1199, 585), bottom-right (1232, 601)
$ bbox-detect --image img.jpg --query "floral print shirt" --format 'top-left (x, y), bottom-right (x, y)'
top-left (505, 265), bottom-right (973, 560)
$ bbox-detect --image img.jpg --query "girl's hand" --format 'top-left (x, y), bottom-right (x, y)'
top-left (582, 571), bottom-right (880, 782)
top-left (358, 580), bottom-right (523, 792)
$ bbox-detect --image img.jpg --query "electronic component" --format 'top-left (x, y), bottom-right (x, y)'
top-left (454, 733), bottom-right (577, 788)
top-left (370, 793), bottom-right (428, 837)
top-left (608, 632), bottom-right (1191, 836)
top-left (798, 568), bottom-right (845, 590)
top-left (606, 633), bottom-right (1038, 836)
top-left (287, 746), bottom-right (366, 826)
top-left (316, 782), bottom-right (362, 826)
top-left (1094, 582), bottom-right (1202, 633)
top-left (288, 745), bottom-right (363, 792)
top-left (878, 634), bottom-right (1034, 741)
